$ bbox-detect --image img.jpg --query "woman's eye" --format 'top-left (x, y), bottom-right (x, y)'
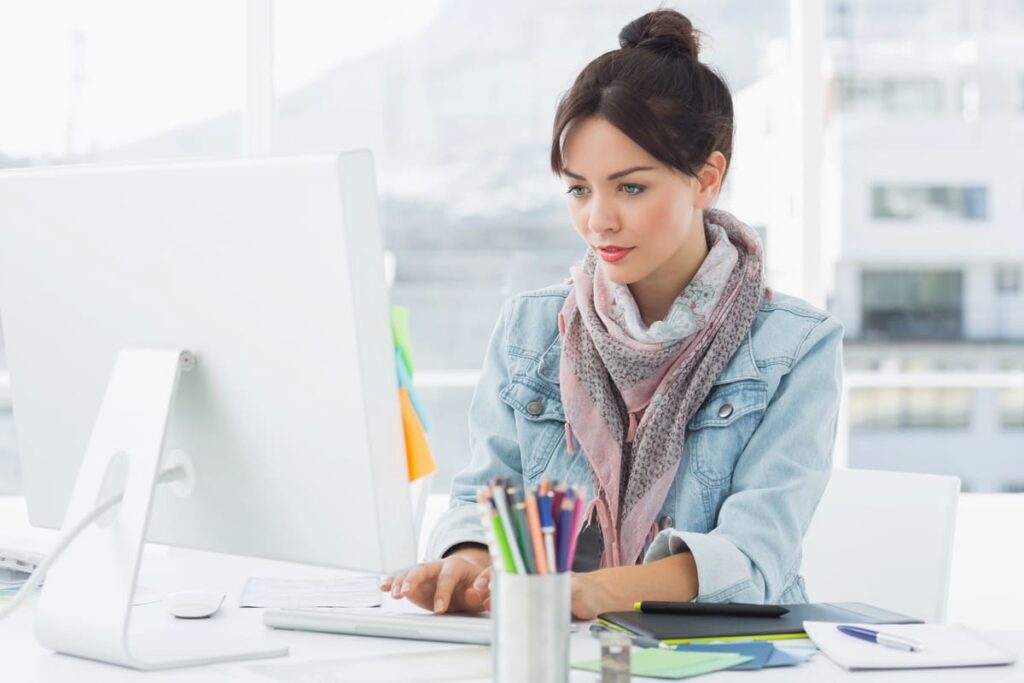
top-left (566, 186), bottom-right (588, 197)
top-left (622, 183), bottom-right (645, 195)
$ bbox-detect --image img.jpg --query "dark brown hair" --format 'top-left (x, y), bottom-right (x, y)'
top-left (550, 8), bottom-right (734, 180)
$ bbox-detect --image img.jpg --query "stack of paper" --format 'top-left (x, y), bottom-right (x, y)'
top-left (239, 576), bottom-right (382, 609)
top-left (0, 549), bottom-right (42, 600)
top-left (804, 621), bottom-right (1017, 671)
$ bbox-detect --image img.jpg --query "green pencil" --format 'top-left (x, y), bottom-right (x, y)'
top-left (489, 500), bottom-right (517, 573)
top-left (511, 490), bottom-right (536, 574)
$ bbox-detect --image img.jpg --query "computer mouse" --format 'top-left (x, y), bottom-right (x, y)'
top-left (165, 590), bottom-right (226, 619)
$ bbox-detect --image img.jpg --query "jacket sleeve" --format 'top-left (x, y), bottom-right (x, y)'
top-left (643, 315), bottom-right (845, 603)
top-left (425, 298), bottom-right (525, 560)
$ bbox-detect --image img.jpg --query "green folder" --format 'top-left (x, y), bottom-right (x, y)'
top-left (573, 649), bottom-right (752, 679)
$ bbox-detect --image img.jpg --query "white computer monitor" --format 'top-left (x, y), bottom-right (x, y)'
top-left (0, 152), bottom-right (417, 668)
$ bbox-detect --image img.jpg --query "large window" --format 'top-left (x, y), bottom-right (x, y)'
top-left (2, 1), bottom-right (1024, 498)
top-left (872, 185), bottom-right (988, 221)
top-left (861, 271), bottom-right (963, 340)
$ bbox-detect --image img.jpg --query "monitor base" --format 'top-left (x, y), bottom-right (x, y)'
top-left (33, 348), bottom-right (288, 670)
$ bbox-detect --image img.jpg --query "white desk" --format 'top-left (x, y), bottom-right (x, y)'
top-left (1, 541), bottom-right (1022, 682)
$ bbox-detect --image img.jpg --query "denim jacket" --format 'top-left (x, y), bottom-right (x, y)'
top-left (426, 283), bottom-right (844, 605)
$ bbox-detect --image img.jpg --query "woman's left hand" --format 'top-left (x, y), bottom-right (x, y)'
top-left (570, 571), bottom-right (613, 620)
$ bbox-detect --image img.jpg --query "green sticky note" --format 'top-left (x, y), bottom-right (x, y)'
top-left (390, 306), bottom-right (414, 376)
top-left (572, 649), bottom-right (752, 679)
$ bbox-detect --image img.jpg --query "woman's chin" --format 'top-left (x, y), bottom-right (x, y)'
top-left (598, 263), bottom-right (640, 286)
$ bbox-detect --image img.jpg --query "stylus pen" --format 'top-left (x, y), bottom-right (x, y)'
top-left (537, 491), bottom-right (557, 574)
top-left (633, 601), bottom-right (789, 618)
top-left (837, 625), bottom-right (924, 652)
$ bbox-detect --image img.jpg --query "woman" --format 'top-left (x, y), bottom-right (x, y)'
top-left (382, 8), bottom-right (843, 620)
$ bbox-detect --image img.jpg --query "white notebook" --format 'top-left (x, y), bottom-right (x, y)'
top-left (804, 621), bottom-right (1017, 671)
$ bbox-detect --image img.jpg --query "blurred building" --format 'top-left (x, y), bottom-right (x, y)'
top-left (729, 4), bottom-right (1024, 492)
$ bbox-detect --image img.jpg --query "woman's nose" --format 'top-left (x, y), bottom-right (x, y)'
top-left (586, 197), bottom-right (619, 234)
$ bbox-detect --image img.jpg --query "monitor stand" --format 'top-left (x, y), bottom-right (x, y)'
top-left (34, 348), bottom-right (288, 669)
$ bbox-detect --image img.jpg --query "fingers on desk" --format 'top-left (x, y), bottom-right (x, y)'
top-left (434, 561), bottom-right (477, 613)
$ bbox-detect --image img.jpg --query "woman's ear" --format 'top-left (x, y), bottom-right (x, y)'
top-left (694, 151), bottom-right (727, 208)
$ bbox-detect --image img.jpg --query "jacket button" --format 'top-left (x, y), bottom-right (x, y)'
top-left (658, 515), bottom-right (674, 530)
top-left (526, 400), bottom-right (544, 416)
top-left (718, 403), bottom-right (734, 419)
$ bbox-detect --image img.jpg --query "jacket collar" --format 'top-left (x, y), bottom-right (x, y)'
top-left (711, 330), bottom-right (760, 385)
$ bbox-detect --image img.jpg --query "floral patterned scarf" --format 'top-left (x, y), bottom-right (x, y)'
top-left (558, 208), bottom-right (766, 568)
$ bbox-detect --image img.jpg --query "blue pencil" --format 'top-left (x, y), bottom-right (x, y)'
top-left (537, 491), bottom-right (557, 573)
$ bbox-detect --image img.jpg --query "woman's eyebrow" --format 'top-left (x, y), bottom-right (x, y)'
top-left (562, 166), bottom-right (654, 181)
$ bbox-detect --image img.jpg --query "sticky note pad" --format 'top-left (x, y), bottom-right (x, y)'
top-left (400, 388), bottom-right (436, 481)
top-left (390, 307), bottom-right (414, 376)
top-left (572, 649), bottom-right (752, 679)
top-left (395, 349), bottom-right (430, 431)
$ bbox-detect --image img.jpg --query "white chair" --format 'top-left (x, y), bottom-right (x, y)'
top-left (801, 467), bottom-right (961, 624)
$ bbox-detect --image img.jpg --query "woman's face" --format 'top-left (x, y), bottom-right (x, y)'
top-left (560, 116), bottom-right (706, 287)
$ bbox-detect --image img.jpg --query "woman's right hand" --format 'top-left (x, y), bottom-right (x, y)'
top-left (380, 546), bottom-right (492, 614)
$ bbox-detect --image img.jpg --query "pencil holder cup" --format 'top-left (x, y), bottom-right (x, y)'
top-left (492, 571), bottom-right (572, 683)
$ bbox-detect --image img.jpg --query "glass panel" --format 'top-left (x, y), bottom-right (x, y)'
top-left (836, 77), bottom-right (944, 114)
top-left (1002, 389), bottom-right (1024, 429)
top-left (861, 271), bottom-right (963, 339)
top-left (872, 185), bottom-right (988, 221)
top-left (850, 388), bottom-right (973, 430)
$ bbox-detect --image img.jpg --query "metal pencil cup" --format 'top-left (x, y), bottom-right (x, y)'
top-left (492, 571), bottom-right (572, 683)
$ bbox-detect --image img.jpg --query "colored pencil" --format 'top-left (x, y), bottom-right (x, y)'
top-left (509, 487), bottom-right (536, 574)
top-left (524, 489), bottom-right (548, 574)
top-left (475, 488), bottom-right (504, 570)
top-left (556, 488), bottom-right (575, 572)
top-left (551, 483), bottom-right (567, 524)
top-left (488, 497), bottom-right (517, 573)
top-left (565, 485), bottom-right (587, 570)
top-left (491, 481), bottom-right (526, 574)
top-left (538, 491), bottom-right (557, 574)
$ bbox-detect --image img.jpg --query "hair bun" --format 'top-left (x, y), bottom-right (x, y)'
top-left (618, 9), bottom-right (700, 61)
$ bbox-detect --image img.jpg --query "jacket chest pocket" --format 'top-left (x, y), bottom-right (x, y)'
top-left (686, 380), bottom-right (768, 489)
top-left (499, 375), bottom-right (566, 479)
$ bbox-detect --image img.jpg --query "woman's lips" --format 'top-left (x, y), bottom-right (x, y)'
top-left (597, 246), bottom-right (634, 264)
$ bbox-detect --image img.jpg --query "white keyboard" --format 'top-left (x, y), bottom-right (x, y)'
top-left (264, 608), bottom-right (493, 645)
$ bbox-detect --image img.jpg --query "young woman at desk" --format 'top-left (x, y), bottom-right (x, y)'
top-left (382, 8), bottom-right (843, 620)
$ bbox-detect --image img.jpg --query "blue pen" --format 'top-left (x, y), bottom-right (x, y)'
top-left (836, 625), bottom-right (923, 652)
top-left (556, 488), bottom-right (575, 572)
top-left (537, 491), bottom-right (557, 574)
